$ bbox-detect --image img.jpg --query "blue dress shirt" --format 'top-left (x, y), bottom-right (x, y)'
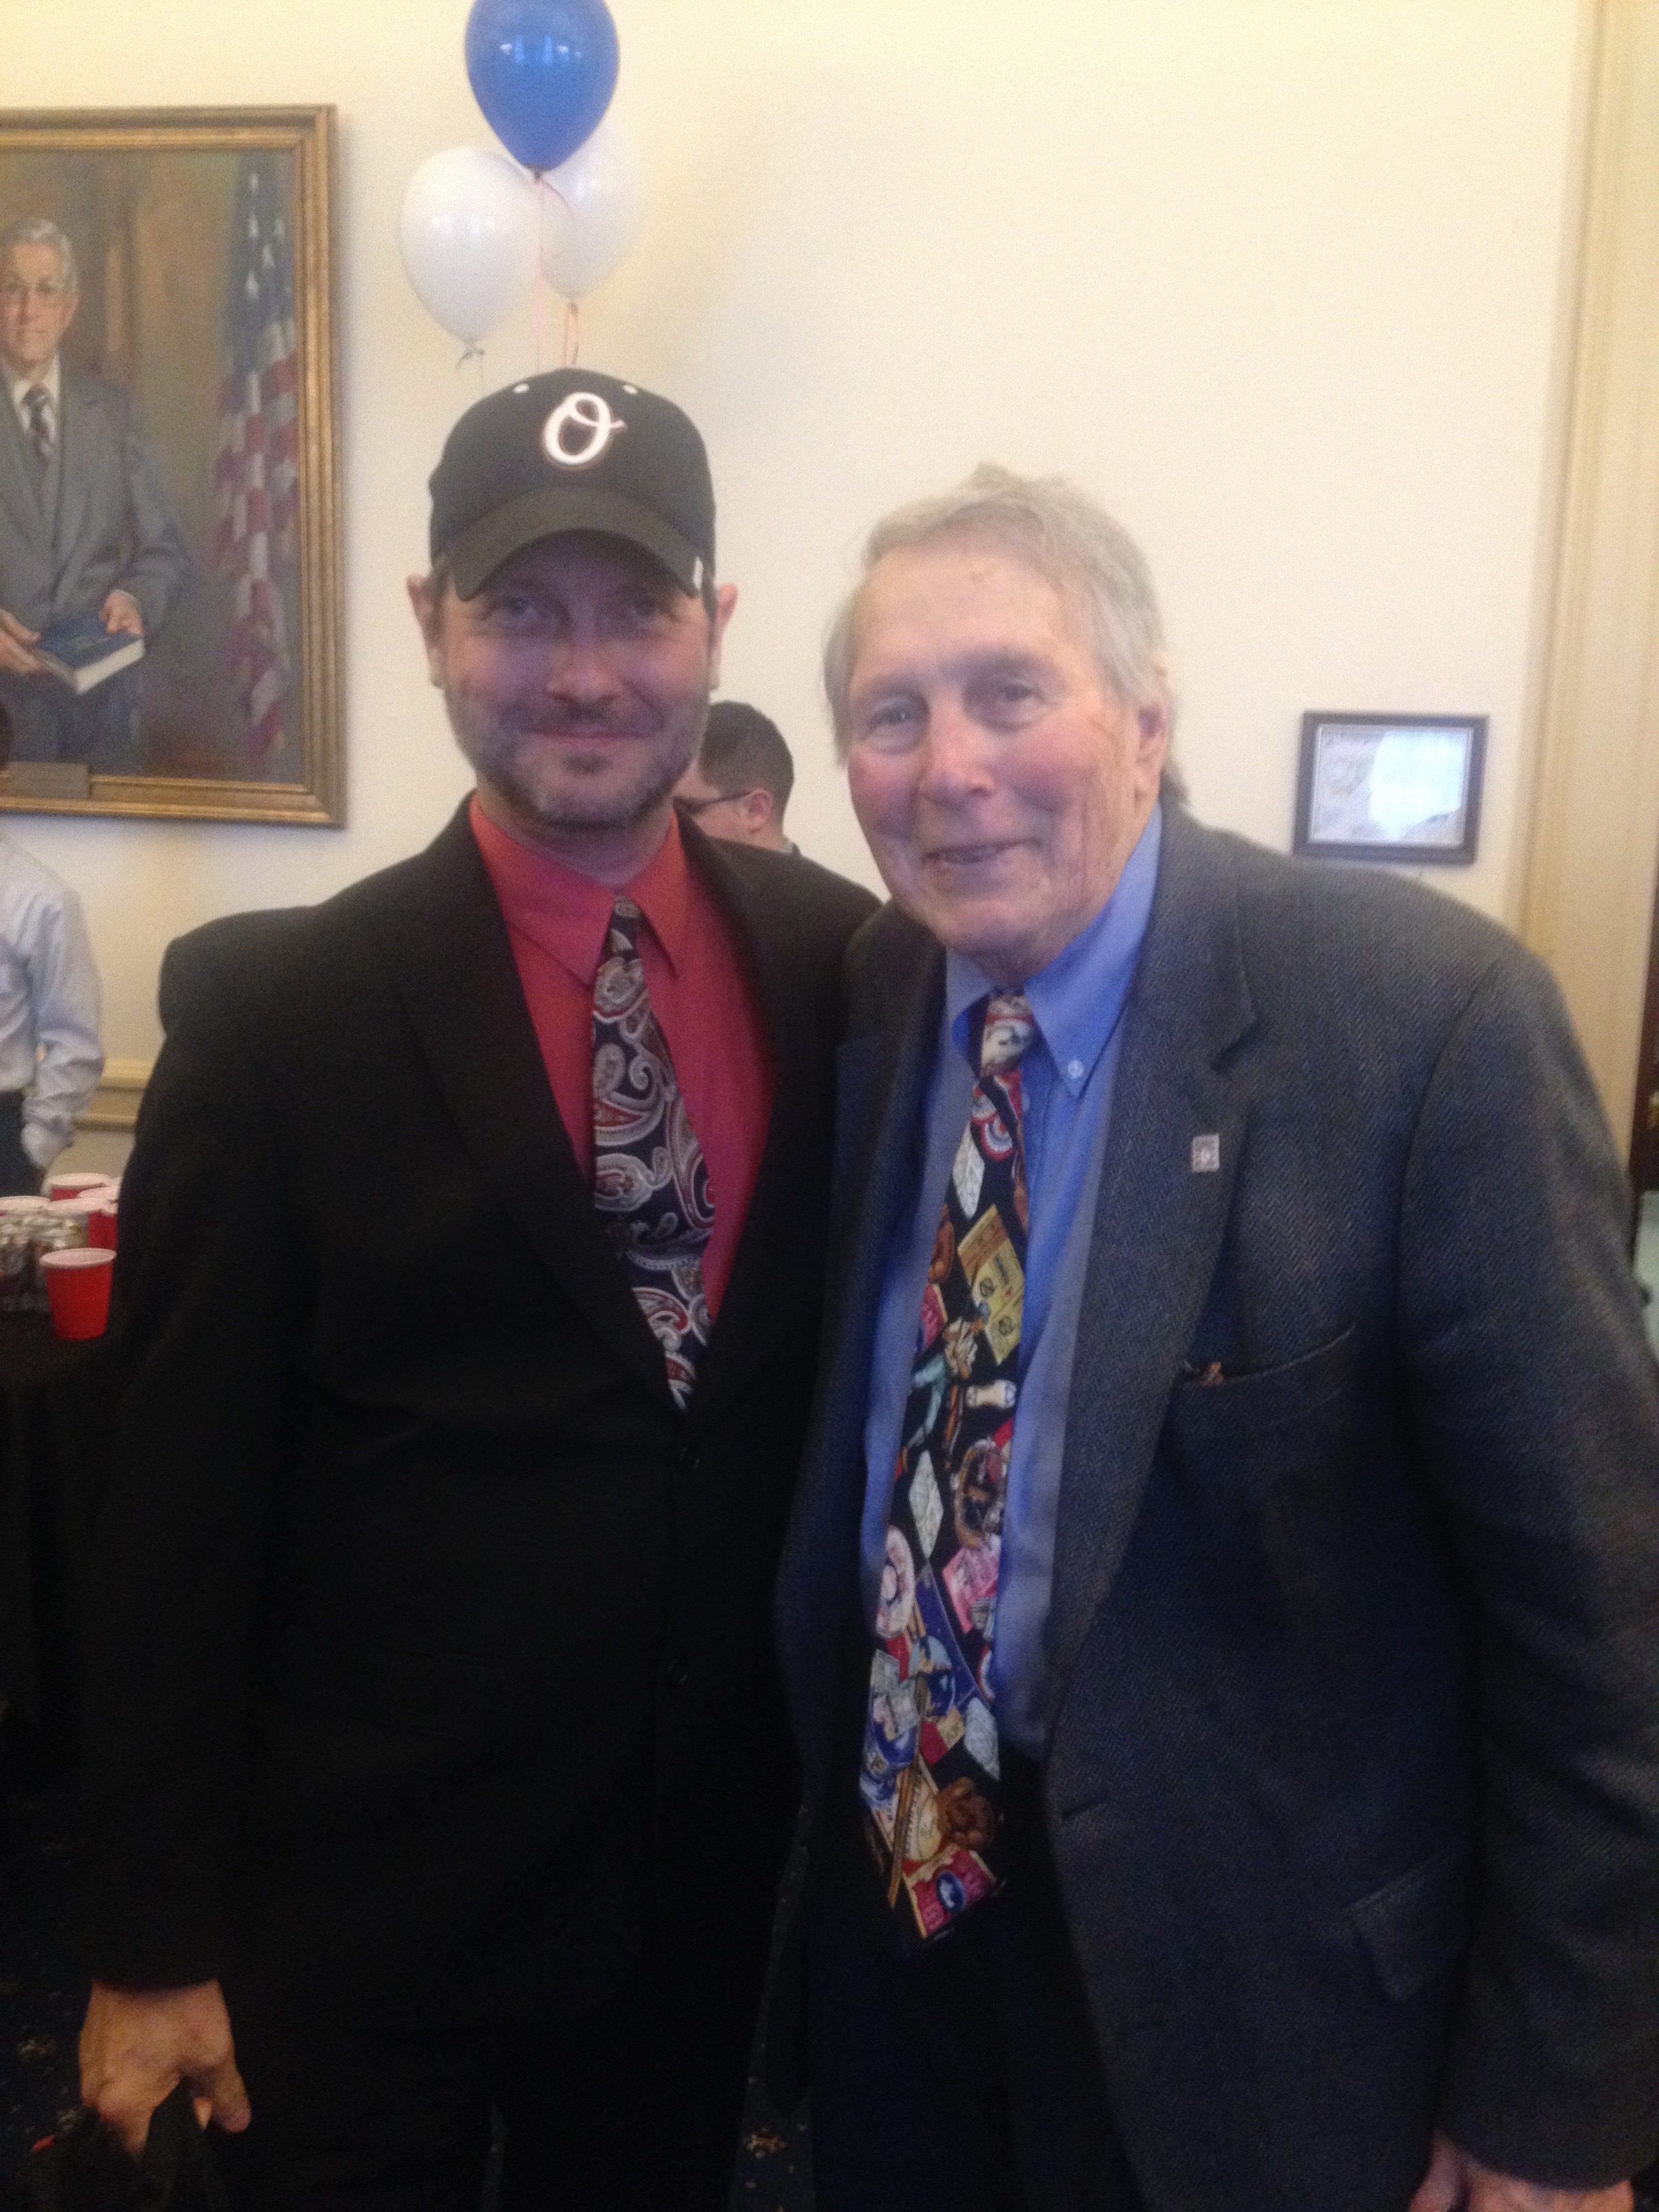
top-left (859, 803), bottom-right (1162, 1756)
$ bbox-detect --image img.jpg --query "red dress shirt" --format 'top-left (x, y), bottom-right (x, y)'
top-left (470, 796), bottom-right (774, 1317)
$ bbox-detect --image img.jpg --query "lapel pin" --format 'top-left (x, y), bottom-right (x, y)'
top-left (1191, 1133), bottom-right (1221, 1174)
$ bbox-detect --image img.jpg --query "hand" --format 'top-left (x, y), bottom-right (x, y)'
top-left (100, 589), bottom-right (144, 638)
top-left (1408, 2133), bottom-right (1634, 2212)
top-left (78, 1978), bottom-right (251, 2158)
top-left (0, 607), bottom-right (41, 676)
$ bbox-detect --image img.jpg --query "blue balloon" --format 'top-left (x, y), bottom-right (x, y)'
top-left (465, 0), bottom-right (620, 174)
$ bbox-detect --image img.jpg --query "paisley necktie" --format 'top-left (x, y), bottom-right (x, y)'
top-left (590, 897), bottom-right (714, 1408)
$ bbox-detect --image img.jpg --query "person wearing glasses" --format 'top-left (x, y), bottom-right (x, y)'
top-left (675, 700), bottom-right (801, 852)
top-left (0, 216), bottom-right (188, 775)
top-left (677, 701), bottom-right (878, 931)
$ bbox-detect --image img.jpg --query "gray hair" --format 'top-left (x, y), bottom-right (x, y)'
top-left (823, 465), bottom-right (1177, 770)
top-left (0, 216), bottom-right (78, 293)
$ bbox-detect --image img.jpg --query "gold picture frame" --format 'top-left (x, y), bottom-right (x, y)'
top-left (0, 106), bottom-right (341, 825)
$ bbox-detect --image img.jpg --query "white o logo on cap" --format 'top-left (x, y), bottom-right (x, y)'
top-left (542, 392), bottom-right (628, 469)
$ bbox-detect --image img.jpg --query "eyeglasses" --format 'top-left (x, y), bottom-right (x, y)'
top-left (0, 281), bottom-right (71, 306)
top-left (674, 790), bottom-right (747, 819)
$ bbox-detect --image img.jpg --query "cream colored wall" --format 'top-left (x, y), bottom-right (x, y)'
top-left (5, 0), bottom-right (1590, 1068)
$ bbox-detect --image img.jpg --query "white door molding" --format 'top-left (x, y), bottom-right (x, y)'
top-left (1519, 0), bottom-right (1659, 1147)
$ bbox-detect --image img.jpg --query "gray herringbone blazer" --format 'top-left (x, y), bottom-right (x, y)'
top-left (777, 802), bottom-right (1659, 2210)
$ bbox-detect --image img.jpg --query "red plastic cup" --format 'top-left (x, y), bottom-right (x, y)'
top-left (39, 1246), bottom-right (115, 1340)
top-left (45, 1172), bottom-right (113, 1204)
top-left (85, 1201), bottom-right (118, 1251)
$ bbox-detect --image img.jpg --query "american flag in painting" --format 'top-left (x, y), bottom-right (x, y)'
top-left (213, 159), bottom-right (298, 763)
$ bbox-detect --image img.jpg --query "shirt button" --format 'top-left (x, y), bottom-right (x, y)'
top-left (1066, 1058), bottom-right (1085, 1082)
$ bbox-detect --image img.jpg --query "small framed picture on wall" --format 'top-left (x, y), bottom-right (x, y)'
top-left (1293, 712), bottom-right (1486, 865)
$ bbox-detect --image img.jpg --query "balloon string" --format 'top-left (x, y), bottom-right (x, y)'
top-left (531, 173), bottom-right (579, 374)
top-left (533, 170), bottom-right (546, 373)
top-left (565, 301), bottom-right (580, 367)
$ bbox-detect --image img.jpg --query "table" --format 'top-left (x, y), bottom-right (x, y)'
top-left (0, 1316), bottom-right (119, 1759)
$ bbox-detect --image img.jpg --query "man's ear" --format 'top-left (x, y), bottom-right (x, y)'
top-left (707, 582), bottom-right (738, 687)
top-left (1135, 698), bottom-right (1170, 784)
top-left (407, 573), bottom-right (447, 687)
top-left (60, 287), bottom-right (80, 340)
top-left (737, 789), bottom-right (774, 839)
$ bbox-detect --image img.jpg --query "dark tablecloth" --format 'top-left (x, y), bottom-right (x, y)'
top-left (0, 1317), bottom-right (118, 1757)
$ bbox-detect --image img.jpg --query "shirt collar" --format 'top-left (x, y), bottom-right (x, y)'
top-left (945, 800), bottom-right (1163, 1094)
top-left (9, 358), bottom-right (60, 416)
top-left (469, 794), bottom-right (693, 987)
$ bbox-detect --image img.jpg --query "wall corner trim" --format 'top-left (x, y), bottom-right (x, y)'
top-left (1519, 0), bottom-right (1659, 1143)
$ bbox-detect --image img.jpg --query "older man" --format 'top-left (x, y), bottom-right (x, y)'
top-left (775, 466), bottom-right (1659, 2212)
top-left (0, 216), bottom-right (188, 773)
top-left (77, 368), bottom-right (874, 2209)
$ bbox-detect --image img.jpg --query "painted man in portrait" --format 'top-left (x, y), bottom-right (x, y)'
top-left (0, 216), bottom-right (189, 775)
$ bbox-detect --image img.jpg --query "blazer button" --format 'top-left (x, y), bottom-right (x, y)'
top-left (676, 1445), bottom-right (700, 1477)
top-left (663, 1657), bottom-right (691, 1692)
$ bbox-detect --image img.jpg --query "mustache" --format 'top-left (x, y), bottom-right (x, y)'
top-left (506, 708), bottom-right (644, 739)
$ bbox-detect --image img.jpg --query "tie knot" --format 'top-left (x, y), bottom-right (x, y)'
top-left (23, 387), bottom-right (51, 466)
top-left (606, 897), bottom-right (642, 955)
top-left (979, 992), bottom-right (1035, 1076)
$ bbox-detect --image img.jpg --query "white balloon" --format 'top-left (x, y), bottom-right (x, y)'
top-left (537, 121), bottom-right (646, 302)
top-left (399, 146), bottom-right (537, 346)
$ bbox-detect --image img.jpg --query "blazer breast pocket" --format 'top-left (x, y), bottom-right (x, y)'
top-left (1166, 1326), bottom-right (1357, 1445)
top-left (1160, 1328), bottom-right (1361, 1624)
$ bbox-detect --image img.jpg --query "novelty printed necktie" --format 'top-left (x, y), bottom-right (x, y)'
top-left (591, 897), bottom-right (714, 1409)
top-left (22, 386), bottom-right (52, 471)
top-left (860, 991), bottom-right (1036, 1942)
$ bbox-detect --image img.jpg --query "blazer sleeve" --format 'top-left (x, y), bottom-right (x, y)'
top-left (1397, 945), bottom-right (1659, 2184)
top-left (112, 388), bottom-right (190, 637)
top-left (80, 928), bottom-right (302, 1989)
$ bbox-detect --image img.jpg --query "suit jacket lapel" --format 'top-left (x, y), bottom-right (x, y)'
top-left (818, 929), bottom-right (940, 1572)
top-left (371, 802), bottom-right (674, 1404)
top-left (776, 915), bottom-right (941, 1802)
top-left (674, 825), bottom-right (903, 1431)
top-left (679, 829), bottom-right (803, 1422)
top-left (825, 927), bottom-right (941, 1393)
top-left (1046, 807), bottom-right (1257, 1687)
top-left (53, 369), bottom-right (97, 570)
top-left (0, 379), bottom-right (46, 544)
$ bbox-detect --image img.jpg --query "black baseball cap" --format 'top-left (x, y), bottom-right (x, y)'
top-left (428, 368), bottom-right (716, 600)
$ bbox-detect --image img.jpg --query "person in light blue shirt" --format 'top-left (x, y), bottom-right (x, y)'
top-left (0, 823), bottom-right (102, 1189)
top-left (773, 466), bottom-right (1659, 2212)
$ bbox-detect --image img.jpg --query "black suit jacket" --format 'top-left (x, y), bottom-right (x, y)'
top-left (82, 804), bottom-right (875, 2024)
top-left (776, 804), bottom-right (1659, 2208)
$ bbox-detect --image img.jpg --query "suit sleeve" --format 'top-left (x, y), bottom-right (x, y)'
top-left (1397, 946), bottom-right (1659, 2184)
top-left (114, 391), bottom-right (190, 638)
top-left (81, 933), bottom-right (301, 1988)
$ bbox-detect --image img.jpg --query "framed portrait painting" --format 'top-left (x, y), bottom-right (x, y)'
top-left (1293, 712), bottom-right (1486, 866)
top-left (0, 107), bottom-right (341, 824)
